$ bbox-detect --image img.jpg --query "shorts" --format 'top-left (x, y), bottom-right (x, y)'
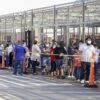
top-left (42, 57), bottom-right (51, 66)
top-left (56, 59), bottom-right (64, 69)
top-left (68, 57), bottom-right (73, 66)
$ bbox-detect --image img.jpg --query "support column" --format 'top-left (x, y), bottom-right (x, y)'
top-left (21, 14), bottom-right (23, 41)
top-left (31, 10), bottom-right (35, 43)
top-left (82, 0), bottom-right (85, 42)
top-left (78, 25), bottom-right (81, 40)
top-left (12, 13), bottom-right (15, 41)
top-left (66, 7), bottom-right (70, 47)
top-left (53, 6), bottom-right (57, 41)
top-left (5, 18), bottom-right (7, 41)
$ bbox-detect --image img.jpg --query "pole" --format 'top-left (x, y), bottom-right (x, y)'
top-left (82, 0), bottom-right (85, 42)
top-left (53, 5), bottom-right (57, 41)
top-left (5, 18), bottom-right (7, 41)
top-left (12, 13), bottom-right (15, 41)
top-left (21, 14), bottom-right (23, 41)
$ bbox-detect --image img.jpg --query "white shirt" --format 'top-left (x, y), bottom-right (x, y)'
top-left (79, 43), bottom-right (95, 62)
top-left (7, 45), bottom-right (13, 55)
top-left (31, 44), bottom-right (41, 61)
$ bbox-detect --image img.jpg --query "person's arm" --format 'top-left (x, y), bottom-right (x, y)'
top-left (36, 45), bottom-right (41, 54)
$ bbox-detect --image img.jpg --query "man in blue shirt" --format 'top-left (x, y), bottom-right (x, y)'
top-left (13, 41), bottom-right (26, 75)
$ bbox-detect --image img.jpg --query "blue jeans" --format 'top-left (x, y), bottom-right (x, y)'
top-left (6, 55), bottom-right (9, 67)
top-left (74, 67), bottom-right (81, 80)
top-left (42, 57), bottom-right (51, 66)
top-left (94, 63), bottom-right (100, 81)
top-left (13, 60), bottom-right (23, 75)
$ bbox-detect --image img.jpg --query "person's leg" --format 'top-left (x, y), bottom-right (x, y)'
top-left (9, 53), bottom-right (12, 67)
top-left (74, 67), bottom-right (77, 79)
top-left (13, 60), bottom-right (18, 75)
top-left (80, 62), bottom-right (86, 80)
top-left (68, 58), bottom-right (73, 77)
top-left (77, 67), bottom-right (81, 80)
top-left (19, 60), bottom-right (23, 75)
top-left (32, 61), bottom-right (37, 74)
top-left (56, 59), bottom-right (60, 78)
top-left (60, 59), bottom-right (65, 78)
top-left (85, 62), bottom-right (90, 81)
top-left (94, 63), bottom-right (99, 81)
top-left (51, 61), bottom-right (54, 76)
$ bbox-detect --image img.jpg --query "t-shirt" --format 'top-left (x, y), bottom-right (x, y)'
top-left (14, 44), bottom-right (26, 60)
top-left (54, 47), bottom-right (66, 59)
top-left (73, 52), bottom-right (81, 67)
top-left (95, 48), bottom-right (100, 63)
top-left (79, 43), bottom-right (95, 62)
top-left (8, 45), bottom-right (14, 55)
top-left (50, 48), bottom-right (55, 61)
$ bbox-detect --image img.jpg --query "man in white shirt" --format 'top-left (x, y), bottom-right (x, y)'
top-left (79, 37), bottom-right (96, 83)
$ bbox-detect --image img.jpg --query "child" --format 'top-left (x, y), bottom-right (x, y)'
top-left (73, 47), bottom-right (81, 81)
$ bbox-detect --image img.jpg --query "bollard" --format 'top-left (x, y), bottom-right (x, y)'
top-left (84, 53), bottom-right (98, 88)
top-left (23, 56), bottom-right (27, 74)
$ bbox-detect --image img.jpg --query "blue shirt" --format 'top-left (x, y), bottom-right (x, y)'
top-left (95, 49), bottom-right (100, 63)
top-left (14, 44), bottom-right (26, 60)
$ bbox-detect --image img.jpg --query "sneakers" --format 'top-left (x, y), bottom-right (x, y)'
top-left (68, 75), bottom-right (71, 78)
top-left (77, 79), bottom-right (81, 82)
top-left (81, 80), bottom-right (85, 84)
top-left (71, 75), bottom-right (75, 78)
top-left (68, 75), bottom-right (75, 78)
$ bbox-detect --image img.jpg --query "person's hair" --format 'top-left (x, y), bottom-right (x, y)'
top-left (85, 36), bottom-right (92, 41)
top-left (74, 47), bottom-right (78, 50)
top-left (33, 40), bottom-right (37, 44)
top-left (79, 40), bottom-right (83, 43)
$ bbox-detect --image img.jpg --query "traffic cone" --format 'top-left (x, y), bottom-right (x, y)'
top-left (84, 53), bottom-right (98, 88)
top-left (1, 48), bottom-right (5, 69)
top-left (23, 56), bottom-right (27, 74)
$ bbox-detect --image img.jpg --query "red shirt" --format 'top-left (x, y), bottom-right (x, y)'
top-left (73, 52), bottom-right (81, 67)
top-left (50, 48), bottom-right (56, 61)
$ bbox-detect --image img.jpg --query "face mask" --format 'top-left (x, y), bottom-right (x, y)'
top-left (53, 45), bottom-right (56, 48)
top-left (87, 40), bottom-right (91, 45)
top-left (46, 44), bottom-right (49, 47)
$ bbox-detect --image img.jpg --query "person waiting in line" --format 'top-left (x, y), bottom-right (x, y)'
top-left (4, 44), bottom-right (9, 67)
top-left (8, 44), bottom-right (14, 69)
top-left (41, 42), bottom-right (51, 75)
top-left (50, 45), bottom-right (56, 76)
top-left (54, 41), bottom-right (67, 79)
top-left (31, 40), bottom-right (41, 75)
top-left (79, 37), bottom-right (96, 83)
top-left (73, 47), bottom-right (81, 82)
top-left (67, 39), bottom-right (76, 78)
top-left (13, 41), bottom-right (26, 76)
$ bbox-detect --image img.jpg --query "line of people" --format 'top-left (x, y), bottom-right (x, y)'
top-left (0, 37), bottom-right (100, 84)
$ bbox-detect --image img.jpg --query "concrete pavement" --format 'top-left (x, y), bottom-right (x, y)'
top-left (0, 70), bottom-right (100, 100)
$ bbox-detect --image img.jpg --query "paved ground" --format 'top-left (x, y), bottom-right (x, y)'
top-left (0, 70), bottom-right (100, 100)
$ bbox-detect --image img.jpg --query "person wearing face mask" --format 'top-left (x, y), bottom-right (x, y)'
top-left (79, 37), bottom-right (96, 83)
